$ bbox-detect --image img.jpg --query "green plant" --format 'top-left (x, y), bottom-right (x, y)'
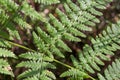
top-left (0, 0), bottom-right (120, 80)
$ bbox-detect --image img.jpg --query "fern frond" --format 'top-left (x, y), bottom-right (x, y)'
top-left (30, 1), bottom-right (113, 79)
top-left (32, 0), bottom-right (112, 59)
top-left (70, 21), bottom-right (120, 74)
top-left (9, 0), bottom-right (111, 60)
top-left (46, 0), bottom-right (112, 42)
top-left (98, 58), bottom-right (120, 80)
top-left (60, 20), bottom-right (120, 79)
top-left (2, 0), bottom-right (112, 79)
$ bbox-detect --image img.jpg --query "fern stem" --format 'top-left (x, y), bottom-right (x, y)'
top-left (89, 76), bottom-right (96, 80)
top-left (53, 59), bottom-right (73, 69)
top-left (7, 41), bottom-right (35, 52)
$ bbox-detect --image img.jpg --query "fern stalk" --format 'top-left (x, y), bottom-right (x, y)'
top-left (7, 41), bottom-right (35, 52)
top-left (53, 59), bottom-right (73, 69)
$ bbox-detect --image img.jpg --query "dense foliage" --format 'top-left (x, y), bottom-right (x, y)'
top-left (0, 0), bottom-right (120, 80)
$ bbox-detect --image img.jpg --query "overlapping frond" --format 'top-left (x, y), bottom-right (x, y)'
top-left (0, 0), bottom-right (116, 80)
top-left (32, 0), bottom-right (112, 58)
